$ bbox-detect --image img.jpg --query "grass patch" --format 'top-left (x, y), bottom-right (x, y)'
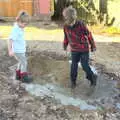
top-left (102, 27), bottom-right (120, 34)
top-left (0, 24), bottom-right (120, 42)
top-left (0, 26), bottom-right (12, 39)
top-left (0, 25), bottom-right (63, 41)
top-left (89, 25), bottom-right (120, 35)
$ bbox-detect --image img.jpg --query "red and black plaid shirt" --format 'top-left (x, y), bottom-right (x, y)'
top-left (63, 20), bottom-right (96, 52)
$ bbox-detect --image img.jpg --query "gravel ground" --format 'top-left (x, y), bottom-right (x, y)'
top-left (0, 36), bottom-right (120, 120)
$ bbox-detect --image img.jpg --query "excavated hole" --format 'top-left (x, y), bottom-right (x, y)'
top-left (27, 52), bottom-right (119, 101)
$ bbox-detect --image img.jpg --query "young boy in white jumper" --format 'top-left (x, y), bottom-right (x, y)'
top-left (8, 11), bottom-right (32, 83)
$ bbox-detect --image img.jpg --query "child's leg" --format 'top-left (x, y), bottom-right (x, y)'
top-left (15, 53), bottom-right (32, 83)
top-left (15, 53), bottom-right (27, 72)
top-left (71, 52), bottom-right (80, 88)
top-left (14, 53), bottom-right (27, 80)
top-left (80, 52), bottom-right (97, 86)
top-left (14, 54), bottom-right (22, 80)
top-left (15, 53), bottom-right (27, 71)
top-left (16, 62), bottom-right (21, 70)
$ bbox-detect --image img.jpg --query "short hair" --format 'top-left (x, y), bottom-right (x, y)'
top-left (63, 6), bottom-right (77, 25)
top-left (16, 11), bottom-right (30, 23)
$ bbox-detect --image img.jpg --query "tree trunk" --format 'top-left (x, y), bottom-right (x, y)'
top-left (52, 0), bottom-right (72, 20)
top-left (99, 0), bottom-right (108, 24)
top-left (99, 0), bottom-right (108, 14)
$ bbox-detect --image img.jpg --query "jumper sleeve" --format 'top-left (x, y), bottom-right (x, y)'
top-left (81, 22), bottom-right (96, 51)
top-left (63, 27), bottom-right (69, 50)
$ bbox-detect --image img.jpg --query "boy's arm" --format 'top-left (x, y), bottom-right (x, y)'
top-left (81, 22), bottom-right (96, 52)
top-left (7, 39), bottom-right (14, 56)
top-left (8, 26), bottom-right (17, 56)
top-left (87, 32), bottom-right (96, 52)
top-left (63, 27), bottom-right (69, 50)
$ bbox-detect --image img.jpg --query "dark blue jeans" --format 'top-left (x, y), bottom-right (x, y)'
top-left (71, 51), bottom-right (94, 83)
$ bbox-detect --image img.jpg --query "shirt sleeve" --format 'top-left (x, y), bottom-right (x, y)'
top-left (87, 31), bottom-right (96, 49)
top-left (9, 27), bottom-right (18, 41)
top-left (63, 27), bottom-right (69, 50)
top-left (80, 21), bottom-right (96, 49)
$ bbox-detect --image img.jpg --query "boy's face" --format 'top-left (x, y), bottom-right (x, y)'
top-left (62, 8), bottom-right (77, 25)
top-left (62, 8), bottom-right (67, 20)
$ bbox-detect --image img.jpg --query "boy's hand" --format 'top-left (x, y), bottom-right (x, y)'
top-left (91, 48), bottom-right (96, 52)
top-left (63, 44), bottom-right (67, 51)
top-left (9, 50), bottom-right (14, 56)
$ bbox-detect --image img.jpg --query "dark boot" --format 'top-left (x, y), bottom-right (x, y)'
top-left (16, 70), bottom-right (21, 80)
top-left (90, 74), bottom-right (97, 86)
top-left (71, 80), bottom-right (76, 89)
top-left (20, 72), bottom-right (33, 83)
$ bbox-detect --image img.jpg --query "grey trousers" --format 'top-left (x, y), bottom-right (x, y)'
top-left (15, 53), bottom-right (27, 72)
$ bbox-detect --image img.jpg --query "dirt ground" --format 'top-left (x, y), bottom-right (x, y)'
top-left (0, 22), bottom-right (120, 119)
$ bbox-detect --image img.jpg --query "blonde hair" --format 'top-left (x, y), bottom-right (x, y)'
top-left (63, 6), bottom-right (77, 25)
top-left (16, 11), bottom-right (30, 23)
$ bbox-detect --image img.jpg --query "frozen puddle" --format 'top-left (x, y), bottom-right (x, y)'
top-left (25, 83), bottom-right (98, 111)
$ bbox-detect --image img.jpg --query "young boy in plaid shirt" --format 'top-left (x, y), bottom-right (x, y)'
top-left (63, 6), bottom-right (97, 89)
